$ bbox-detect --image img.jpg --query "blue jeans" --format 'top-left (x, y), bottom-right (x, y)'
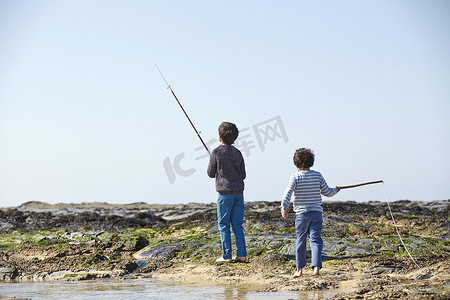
top-left (217, 194), bottom-right (247, 259)
top-left (295, 211), bottom-right (323, 269)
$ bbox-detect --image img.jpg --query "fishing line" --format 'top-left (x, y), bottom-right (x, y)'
top-left (380, 183), bottom-right (430, 277)
top-left (340, 180), bottom-right (431, 278)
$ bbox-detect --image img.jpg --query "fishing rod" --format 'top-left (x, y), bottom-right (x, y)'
top-left (338, 180), bottom-right (383, 190)
top-left (155, 64), bottom-right (211, 155)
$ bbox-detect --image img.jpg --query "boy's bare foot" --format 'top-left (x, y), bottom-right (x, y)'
top-left (231, 256), bottom-right (247, 263)
top-left (215, 257), bottom-right (232, 263)
top-left (292, 269), bottom-right (303, 278)
top-left (313, 266), bottom-right (320, 275)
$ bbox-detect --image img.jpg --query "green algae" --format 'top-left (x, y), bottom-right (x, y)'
top-left (1, 201), bottom-right (448, 289)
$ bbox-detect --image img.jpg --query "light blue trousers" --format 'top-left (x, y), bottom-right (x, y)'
top-left (295, 211), bottom-right (323, 269)
top-left (217, 194), bottom-right (247, 259)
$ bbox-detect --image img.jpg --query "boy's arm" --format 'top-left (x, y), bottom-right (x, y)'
top-left (280, 175), bottom-right (296, 217)
top-left (207, 153), bottom-right (217, 178)
top-left (319, 176), bottom-right (339, 197)
top-left (240, 160), bottom-right (246, 180)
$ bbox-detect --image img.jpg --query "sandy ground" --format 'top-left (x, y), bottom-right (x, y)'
top-left (148, 254), bottom-right (450, 299)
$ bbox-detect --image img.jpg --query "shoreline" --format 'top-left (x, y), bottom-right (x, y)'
top-left (0, 200), bottom-right (448, 299)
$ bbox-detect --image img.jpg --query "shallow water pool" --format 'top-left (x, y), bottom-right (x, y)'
top-left (0, 279), bottom-right (347, 299)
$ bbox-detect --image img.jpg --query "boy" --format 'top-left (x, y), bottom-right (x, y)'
top-left (207, 122), bottom-right (247, 263)
top-left (281, 148), bottom-right (340, 277)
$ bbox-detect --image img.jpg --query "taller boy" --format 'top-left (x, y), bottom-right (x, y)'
top-left (207, 122), bottom-right (247, 263)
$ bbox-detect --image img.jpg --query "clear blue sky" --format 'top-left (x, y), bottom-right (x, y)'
top-left (1, 0), bottom-right (449, 207)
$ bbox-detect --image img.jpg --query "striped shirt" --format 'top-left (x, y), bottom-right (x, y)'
top-left (281, 170), bottom-right (338, 213)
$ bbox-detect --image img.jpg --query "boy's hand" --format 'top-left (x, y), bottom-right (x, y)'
top-left (336, 186), bottom-right (341, 192)
top-left (281, 207), bottom-right (288, 219)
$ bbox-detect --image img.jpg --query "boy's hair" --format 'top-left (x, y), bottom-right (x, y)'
top-left (218, 122), bottom-right (239, 145)
top-left (293, 148), bottom-right (315, 169)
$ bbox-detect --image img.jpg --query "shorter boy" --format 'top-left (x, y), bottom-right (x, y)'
top-left (207, 122), bottom-right (247, 263)
top-left (281, 148), bottom-right (340, 277)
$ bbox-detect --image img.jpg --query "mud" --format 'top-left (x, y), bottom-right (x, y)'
top-left (0, 200), bottom-right (448, 299)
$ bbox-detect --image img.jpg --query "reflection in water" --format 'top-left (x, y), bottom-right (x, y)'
top-left (0, 279), bottom-right (347, 299)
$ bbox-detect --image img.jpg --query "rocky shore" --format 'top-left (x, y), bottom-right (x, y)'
top-left (0, 200), bottom-right (449, 299)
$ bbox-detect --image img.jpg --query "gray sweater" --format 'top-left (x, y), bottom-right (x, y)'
top-left (207, 145), bottom-right (246, 195)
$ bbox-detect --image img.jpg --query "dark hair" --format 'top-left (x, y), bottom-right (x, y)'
top-left (293, 148), bottom-right (315, 169)
top-left (218, 122), bottom-right (239, 145)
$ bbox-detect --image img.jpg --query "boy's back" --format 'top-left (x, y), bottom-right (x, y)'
top-left (282, 169), bottom-right (337, 213)
top-left (207, 144), bottom-right (246, 195)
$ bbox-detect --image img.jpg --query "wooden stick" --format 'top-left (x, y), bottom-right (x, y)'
top-left (338, 180), bottom-right (383, 190)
